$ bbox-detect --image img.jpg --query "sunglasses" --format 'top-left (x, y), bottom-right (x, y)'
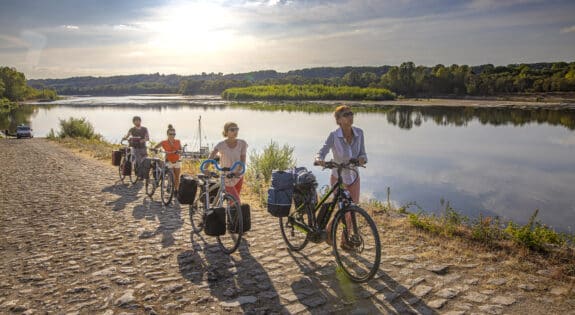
top-left (168, 133), bottom-right (176, 136)
top-left (228, 127), bottom-right (239, 132)
top-left (342, 111), bottom-right (354, 117)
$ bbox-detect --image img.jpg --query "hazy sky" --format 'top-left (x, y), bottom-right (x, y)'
top-left (1, 0), bottom-right (574, 79)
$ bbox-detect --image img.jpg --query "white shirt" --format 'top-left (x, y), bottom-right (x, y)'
top-left (316, 126), bottom-right (367, 185)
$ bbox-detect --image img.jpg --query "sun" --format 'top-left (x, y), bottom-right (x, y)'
top-left (145, 2), bottom-right (238, 53)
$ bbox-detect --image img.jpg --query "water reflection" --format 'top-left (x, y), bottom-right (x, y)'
top-left (383, 106), bottom-right (575, 130)
top-left (0, 105), bottom-right (38, 134)
top-left (6, 96), bottom-right (575, 232)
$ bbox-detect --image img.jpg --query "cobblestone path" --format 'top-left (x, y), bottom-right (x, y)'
top-left (0, 139), bottom-right (573, 314)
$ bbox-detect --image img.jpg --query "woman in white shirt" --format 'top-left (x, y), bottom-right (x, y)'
top-left (315, 105), bottom-right (367, 204)
top-left (315, 105), bottom-right (367, 249)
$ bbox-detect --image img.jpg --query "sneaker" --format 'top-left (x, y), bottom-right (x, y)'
top-left (341, 235), bottom-right (362, 251)
top-left (340, 241), bottom-right (355, 251)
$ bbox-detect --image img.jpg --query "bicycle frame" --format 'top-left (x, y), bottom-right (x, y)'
top-left (290, 161), bottom-right (360, 240)
top-left (198, 159), bottom-right (245, 208)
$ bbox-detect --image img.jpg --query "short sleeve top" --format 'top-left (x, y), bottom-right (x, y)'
top-left (214, 139), bottom-right (248, 186)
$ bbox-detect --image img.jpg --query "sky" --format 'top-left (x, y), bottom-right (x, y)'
top-left (1, 0), bottom-right (574, 79)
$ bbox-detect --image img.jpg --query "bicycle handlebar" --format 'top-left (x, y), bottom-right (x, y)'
top-left (150, 148), bottom-right (181, 154)
top-left (200, 159), bottom-right (246, 175)
top-left (314, 158), bottom-right (366, 169)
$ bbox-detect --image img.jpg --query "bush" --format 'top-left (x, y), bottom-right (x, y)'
top-left (505, 209), bottom-right (565, 252)
top-left (57, 117), bottom-right (100, 139)
top-left (247, 140), bottom-right (296, 184)
top-left (246, 140), bottom-right (296, 203)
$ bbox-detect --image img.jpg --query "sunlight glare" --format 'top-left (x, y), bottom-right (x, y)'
top-left (146, 2), bottom-right (238, 53)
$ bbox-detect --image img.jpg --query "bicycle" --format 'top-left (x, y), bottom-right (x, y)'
top-left (118, 139), bottom-right (137, 184)
top-left (279, 159), bottom-right (381, 283)
top-left (145, 148), bottom-right (178, 206)
top-left (189, 159), bottom-right (245, 254)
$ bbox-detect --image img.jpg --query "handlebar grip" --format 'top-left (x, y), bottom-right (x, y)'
top-left (200, 159), bottom-right (218, 172)
top-left (230, 161), bottom-right (246, 175)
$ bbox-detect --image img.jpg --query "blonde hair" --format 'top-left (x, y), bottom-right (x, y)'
top-left (334, 105), bottom-right (353, 126)
top-left (222, 122), bottom-right (238, 137)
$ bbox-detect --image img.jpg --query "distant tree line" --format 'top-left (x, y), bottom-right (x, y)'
top-left (27, 62), bottom-right (575, 98)
top-left (1, 66), bottom-right (57, 107)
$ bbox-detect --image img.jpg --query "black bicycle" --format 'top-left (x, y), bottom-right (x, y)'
top-left (118, 139), bottom-right (137, 184)
top-left (279, 159), bottom-right (381, 282)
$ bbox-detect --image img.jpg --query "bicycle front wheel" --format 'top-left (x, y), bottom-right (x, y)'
top-left (118, 155), bottom-right (127, 183)
top-left (160, 169), bottom-right (174, 205)
top-left (128, 155), bottom-right (138, 184)
top-left (332, 205), bottom-right (381, 283)
top-left (279, 205), bottom-right (311, 251)
top-left (189, 191), bottom-right (206, 233)
top-left (216, 194), bottom-right (242, 254)
top-left (145, 165), bottom-right (157, 197)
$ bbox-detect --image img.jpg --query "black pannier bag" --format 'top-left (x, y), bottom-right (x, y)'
top-left (137, 158), bottom-right (151, 179)
top-left (178, 175), bottom-right (198, 204)
top-left (229, 204), bottom-right (251, 233)
top-left (121, 159), bottom-right (132, 176)
top-left (204, 207), bottom-right (226, 236)
top-left (112, 150), bottom-right (122, 166)
top-left (267, 187), bottom-right (292, 217)
top-left (271, 170), bottom-right (294, 190)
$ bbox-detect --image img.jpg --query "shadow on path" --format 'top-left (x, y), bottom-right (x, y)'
top-left (133, 196), bottom-right (184, 248)
top-left (286, 246), bottom-right (438, 314)
top-left (101, 180), bottom-right (143, 212)
top-left (178, 230), bottom-right (287, 313)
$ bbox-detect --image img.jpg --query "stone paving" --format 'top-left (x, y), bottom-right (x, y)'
top-left (0, 139), bottom-right (574, 314)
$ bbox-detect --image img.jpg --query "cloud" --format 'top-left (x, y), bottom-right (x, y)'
top-left (61, 25), bottom-right (79, 30)
top-left (467, 0), bottom-right (545, 10)
top-left (560, 25), bottom-right (575, 33)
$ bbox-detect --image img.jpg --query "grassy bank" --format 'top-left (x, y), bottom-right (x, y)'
top-left (222, 84), bottom-right (396, 101)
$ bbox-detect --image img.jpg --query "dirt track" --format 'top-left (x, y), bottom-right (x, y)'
top-left (0, 138), bottom-right (573, 314)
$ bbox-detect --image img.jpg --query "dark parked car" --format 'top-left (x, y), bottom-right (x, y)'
top-left (16, 125), bottom-right (33, 138)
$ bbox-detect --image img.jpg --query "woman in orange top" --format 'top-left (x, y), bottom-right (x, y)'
top-left (154, 124), bottom-right (182, 191)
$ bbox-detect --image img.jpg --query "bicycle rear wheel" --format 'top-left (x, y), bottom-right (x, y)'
top-left (279, 205), bottom-right (311, 251)
top-left (216, 194), bottom-right (242, 254)
top-left (332, 205), bottom-right (381, 283)
top-left (189, 191), bottom-right (206, 233)
top-left (119, 154), bottom-right (133, 184)
top-left (160, 169), bottom-right (174, 205)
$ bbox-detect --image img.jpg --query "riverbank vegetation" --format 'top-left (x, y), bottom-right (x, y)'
top-left (222, 84), bottom-right (396, 101)
top-left (27, 61), bottom-right (575, 100)
top-left (47, 119), bottom-right (575, 279)
top-left (1, 67), bottom-right (58, 107)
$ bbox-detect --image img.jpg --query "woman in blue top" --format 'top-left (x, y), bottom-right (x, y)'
top-left (315, 105), bottom-right (367, 204)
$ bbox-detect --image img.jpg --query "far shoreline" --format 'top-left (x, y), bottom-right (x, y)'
top-left (22, 93), bottom-right (575, 108)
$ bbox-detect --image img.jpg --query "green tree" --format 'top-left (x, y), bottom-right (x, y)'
top-left (0, 67), bottom-right (27, 101)
top-left (342, 70), bottom-right (362, 87)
